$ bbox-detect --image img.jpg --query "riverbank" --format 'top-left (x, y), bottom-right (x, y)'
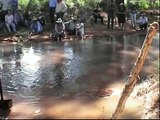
top-left (0, 20), bottom-right (147, 43)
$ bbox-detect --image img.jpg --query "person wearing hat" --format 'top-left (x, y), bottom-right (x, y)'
top-left (93, 5), bottom-right (104, 24)
top-left (64, 16), bottom-right (77, 35)
top-left (30, 17), bottom-right (43, 34)
top-left (117, 3), bottom-right (126, 29)
top-left (14, 8), bottom-right (26, 27)
top-left (5, 10), bottom-right (16, 33)
top-left (55, 0), bottom-right (68, 20)
top-left (137, 13), bottom-right (148, 30)
top-left (54, 18), bottom-right (65, 42)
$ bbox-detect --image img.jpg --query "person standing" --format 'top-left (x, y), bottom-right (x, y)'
top-left (93, 5), bottom-right (103, 24)
top-left (49, 0), bottom-right (57, 25)
top-left (75, 19), bottom-right (85, 41)
top-left (11, 0), bottom-right (18, 14)
top-left (117, 3), bottom-right (126, 29)
top-left (55, 0), bottom-right (68, 20)
top-left (107, 4), bottom-right (115, 29)
top-left (129, 4), bottom-right (137, 28)
top-left (2, 0), bottom-right (11, 11)
top-left (5, 10), bottom-right (16, 33)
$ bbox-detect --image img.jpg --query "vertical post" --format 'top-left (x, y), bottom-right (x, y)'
top-left (0, 77), bottom-right (4, 100)
top-left (111, 22), bottom-right (159, 119)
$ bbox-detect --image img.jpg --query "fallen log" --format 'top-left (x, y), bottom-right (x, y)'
top-left (111, 22), bottom-right (159, 119)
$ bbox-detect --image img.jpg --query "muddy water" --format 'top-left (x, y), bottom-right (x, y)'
top-left (0, 33), bottom-right (159, 119)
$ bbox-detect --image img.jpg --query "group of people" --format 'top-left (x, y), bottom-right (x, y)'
top-left (0, 7), bottom-right (45, 34)
top-left (0, 0), bottom-right (85, 42)
top-left (0, 0), bottom-right (149, 42)
top-left (93, 3), bottom-right (148, 30)
top-left (53, 16), bottom-right (85, 42)
top-left (129, 4), bottom-right (148, 30)
top-left (49, 0), bottom-right (84, 42)
top-left (0, 9), bottom-right (26, 33)
top-left (0, 0), bottom-right (28, 33)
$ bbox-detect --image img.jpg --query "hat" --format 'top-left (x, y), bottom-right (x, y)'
top-left (142, 13), bottom-right (146, 16)
top-left (120, 3), bottom-right (124, 5)
top-left (56, 18), bottom-right (62, 23)
top-left (72, 16), bottom-right (78, 21)
top-left (70, 16), bottom-right (74, 20)
top-left (18, 6), bottom-right (22, 11)
top-left (32, 17), bottom-right (37, 21)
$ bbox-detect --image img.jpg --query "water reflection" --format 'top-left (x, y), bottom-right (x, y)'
top-left (0, 33), bottom-right (159, 118)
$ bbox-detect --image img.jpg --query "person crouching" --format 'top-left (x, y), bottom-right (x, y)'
top-left (137, 13), bottom-right (148, 30)
top-left (54, 18), bottom-right (65, 42)
top-left (65, 16), bottom-right (77, 35)
top-left (30, 17), bottom-right (43, 35)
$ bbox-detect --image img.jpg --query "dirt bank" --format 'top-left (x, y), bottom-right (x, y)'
top-left (0, 20), bottom-right (147, 43)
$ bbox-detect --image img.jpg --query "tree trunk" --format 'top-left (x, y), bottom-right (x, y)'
top-left (111, 22), bottom-right (159, 119)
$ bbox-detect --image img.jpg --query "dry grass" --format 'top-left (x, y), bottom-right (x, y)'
top-left (134, 59), bottom-right (159, 119)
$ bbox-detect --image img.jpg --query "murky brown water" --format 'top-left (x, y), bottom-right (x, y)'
top-left (0, 33), bottom-right (159, 119)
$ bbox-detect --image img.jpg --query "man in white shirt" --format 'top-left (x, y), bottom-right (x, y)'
top-left (55, 0), bottom-right (68, 20)
top-left (5, 10), bottom-right (16, 33)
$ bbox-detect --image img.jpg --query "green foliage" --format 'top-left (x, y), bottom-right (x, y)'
top-left (85, 0), bottom-right (98, 8)
top-left (19, 0), bottom-right (48, 11)
top-left (18, 0), bottom-right (160, 11)
top-left (154, 0), bottom-right (160, 8)
top-left (137, 0), bottom-right (150, 9)
top-left (19, 0), bottom-right (30, 8)
top-left (66, 0), bottom-right (99, 8)
top-left (128, 0), bottom-right (160, 9)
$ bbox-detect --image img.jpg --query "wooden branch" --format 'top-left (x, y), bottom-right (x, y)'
top-left (111, 22), bottom-right (159, 119)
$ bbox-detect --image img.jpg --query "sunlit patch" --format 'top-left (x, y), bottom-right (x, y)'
top-left (119, 50), bottom-right (139, 57)
top-left (10, 102), bottom-right (41, 118)
top-left (30, 35), bottom-right (40, 39)
top-left (7, 82), bottom-right (144, 119)
top-left (21, 47), bottom-right (40, 66)
top-left (64, 45), bottom-right (74, 61)
top-left (142, 66), bottom-right (157, 74)
top-left (41, 35), bottom-right (49, 39)
top-left (41, 92), bottom-right (143, 119)
top-left (43, 99), bottom-right (107, 119)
